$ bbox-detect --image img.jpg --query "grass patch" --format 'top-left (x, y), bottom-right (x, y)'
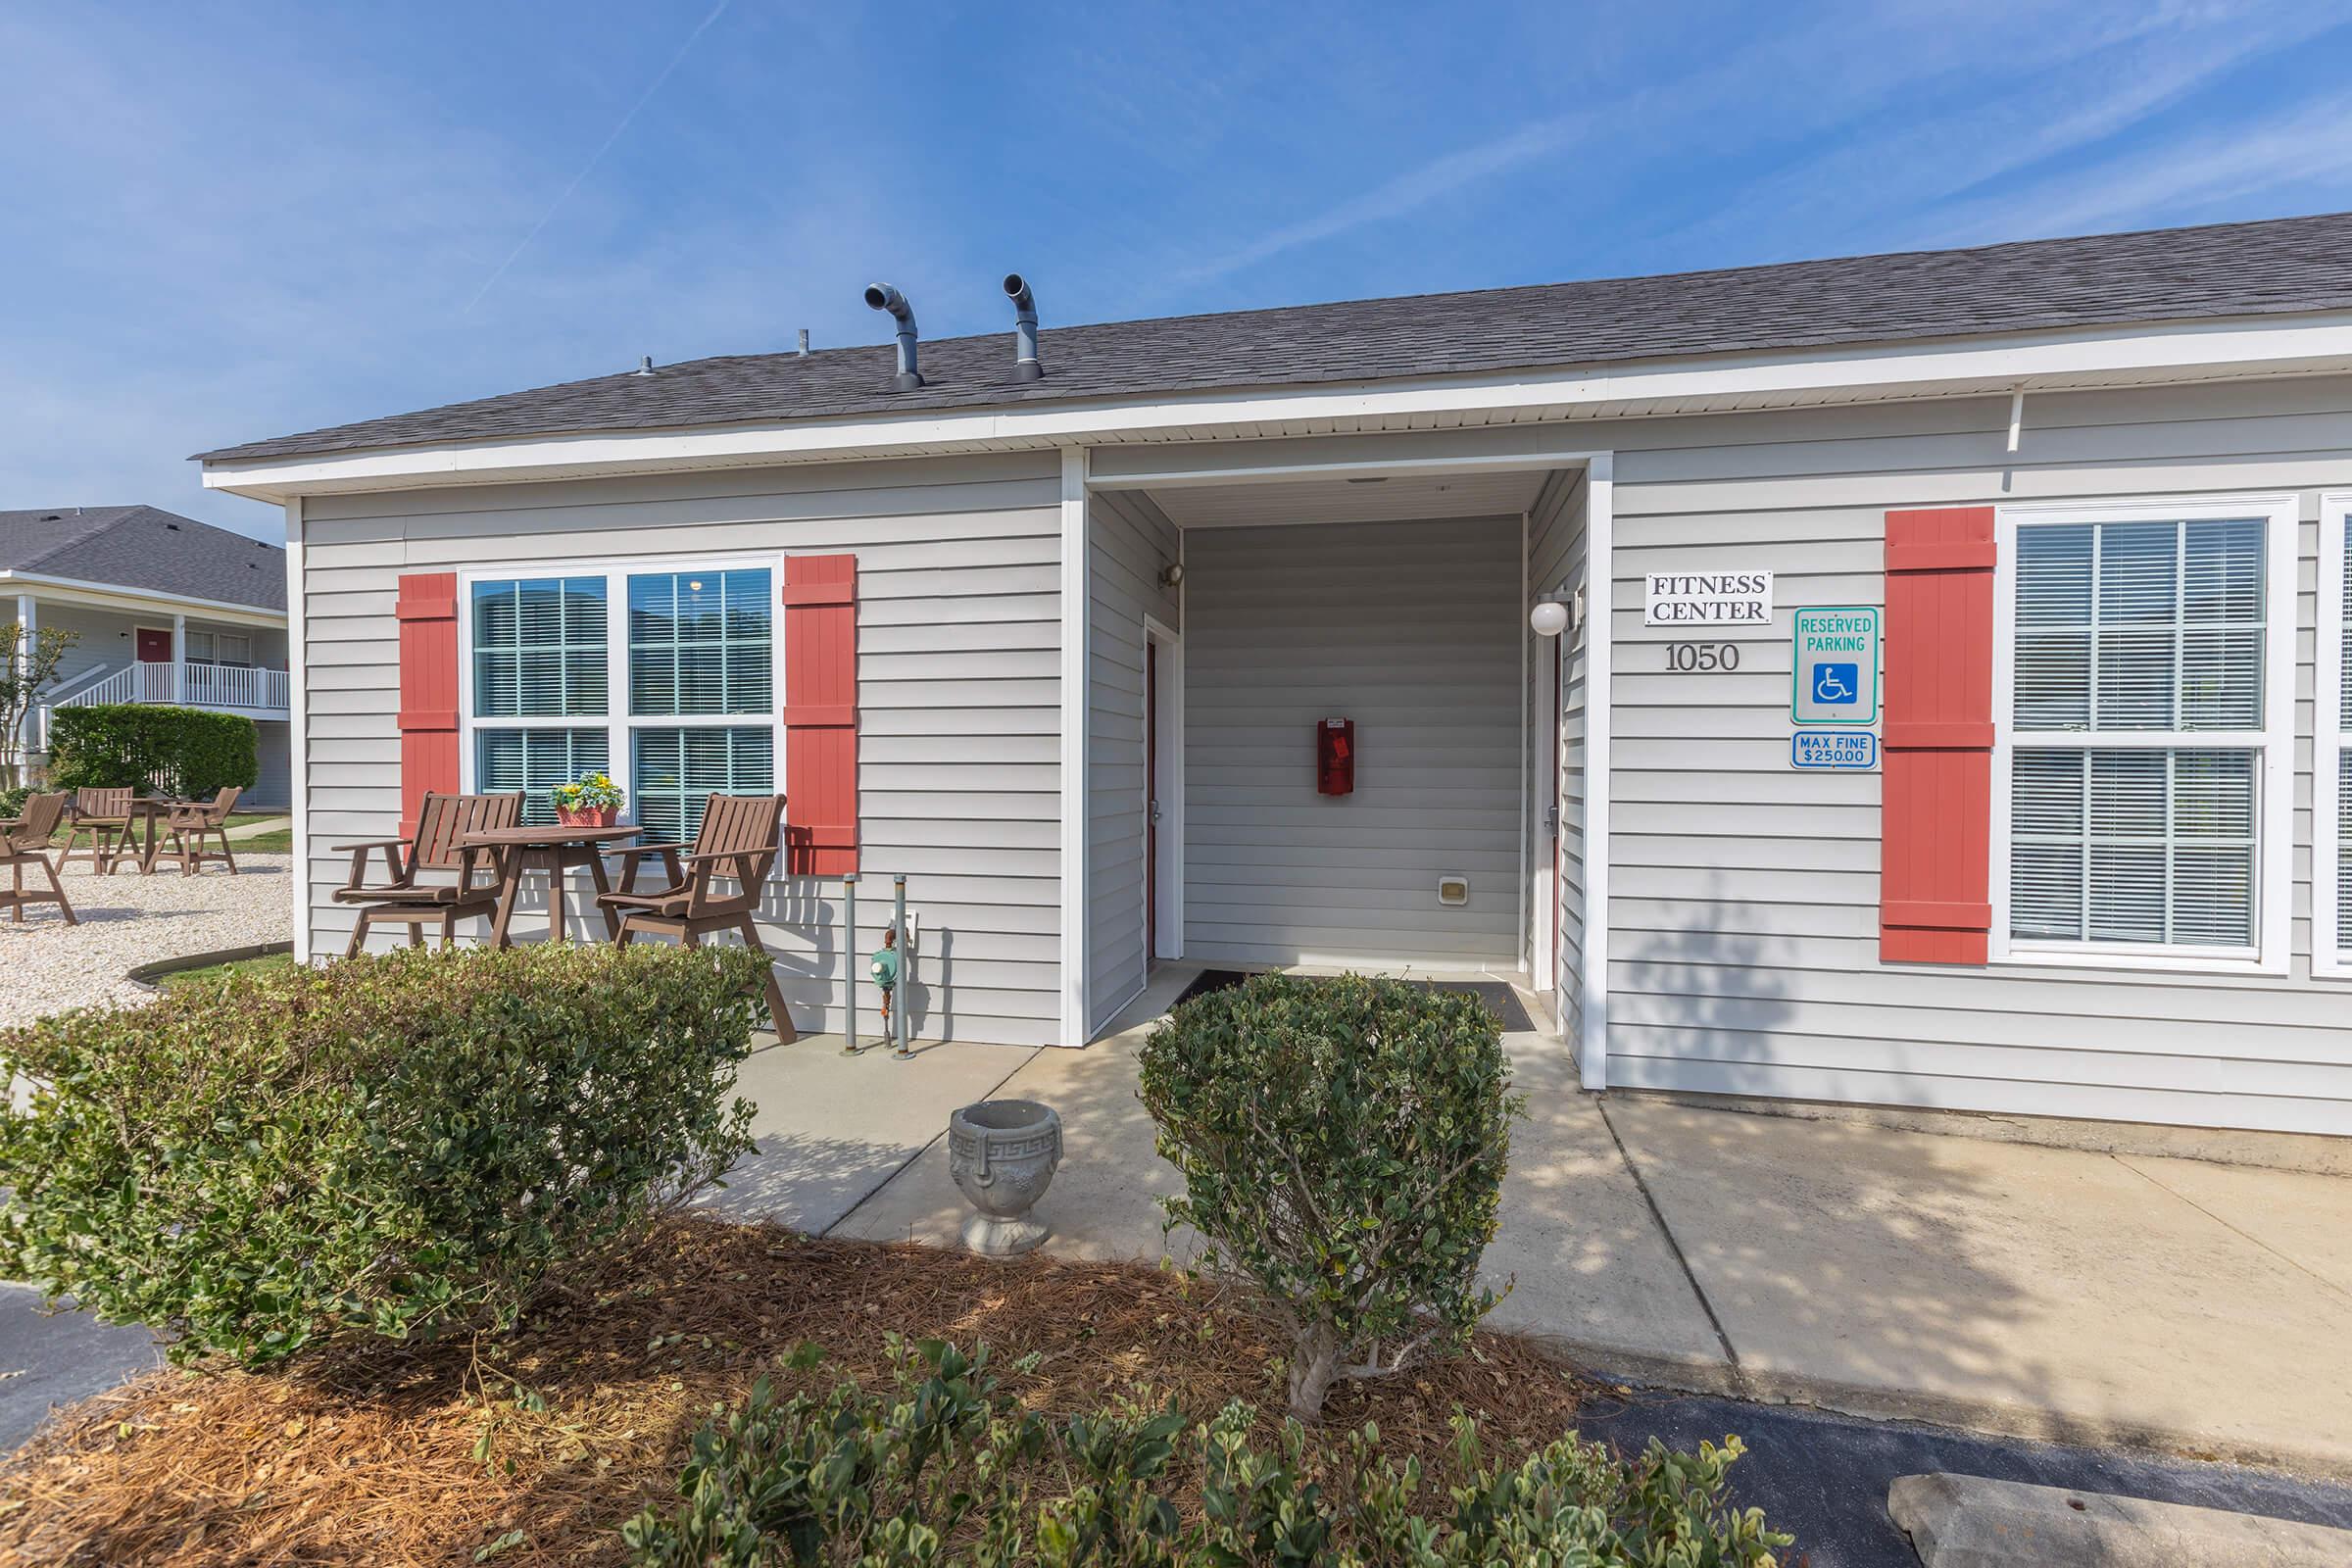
top-left (151, 952), bottom-right (299, 992)
top-left (0, 1216), bottom-right (1592, 1567)
top-left (225, 828), bottom-right (291, 853)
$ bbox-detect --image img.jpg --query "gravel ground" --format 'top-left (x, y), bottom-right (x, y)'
top-left (0, 855), bottom-right (295, 1026)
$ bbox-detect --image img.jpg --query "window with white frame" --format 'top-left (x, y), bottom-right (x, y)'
top-left (184, 629), bottom-right (254, 666)
top-left (1996, 498), bottom-right (2294, 968)
top-left (463, 562), bottom-right (777, 836)
top-left (2320, 495), bottom-right (2352, 975)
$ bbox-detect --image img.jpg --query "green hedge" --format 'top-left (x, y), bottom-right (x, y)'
top-left (623, 1339), bottom-right (1791, 1566)
top-left (1139, 973), bottom-right (1522, 1421)
top-left (0, 944), bottom-right (765, 1367)
top-left (47, 702), bottom-right (258, 798)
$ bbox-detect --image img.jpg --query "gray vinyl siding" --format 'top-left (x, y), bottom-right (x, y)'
top-left (251, 721), bottom-right (291, 808)
top-left (1183, 515), bottom-right (1522, 970)
top-left (1086, 489), bottom-right (1180, 1031)
top-left (1595, 374), bottom-right (2352, 1136)
top-left (32, 601), bottom-right (133, 692)
top-left (1527, 469), bottom-right (1587, 1038)
top-left (297, 452), bottom-right (1066, 1047)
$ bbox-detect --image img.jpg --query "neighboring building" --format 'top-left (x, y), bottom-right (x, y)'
top-left (199, 211), bottom-right (2352, 1137)
top-left (2, 506), bottom-right (291, 807)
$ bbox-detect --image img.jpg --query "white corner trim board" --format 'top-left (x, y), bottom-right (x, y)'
top-left (1058, 447), bottom-right (1092, 1045)
top-left (201, 311), bottom-right (2352, 502)
top-left (283, 498), bottom-right (312, 964)
top-left (1580, 454), bottom-right (1613, 1092)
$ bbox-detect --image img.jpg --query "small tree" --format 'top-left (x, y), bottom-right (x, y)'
top-left (0, 621), bottom-right (80, 787)
top-left (1138, 972), bottom-right (1524, 1422)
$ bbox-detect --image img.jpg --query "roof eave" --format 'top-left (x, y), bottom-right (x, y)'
top-left (0, 567), bottom-right (287, 624)
top-left (200, 310), bottom-right (2352, 504)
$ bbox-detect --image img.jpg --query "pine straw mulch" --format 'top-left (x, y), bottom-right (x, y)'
top-left (0, 1215), bottom-right (1596, 1567)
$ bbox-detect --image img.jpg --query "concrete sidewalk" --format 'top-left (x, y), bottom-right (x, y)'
top-left (734, 968), bottom-right (2352, 1480)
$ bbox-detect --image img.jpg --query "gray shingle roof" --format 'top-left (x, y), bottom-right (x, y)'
top-left (0, 506), bottom-right (285, 612)
top-left (198, 210), bottom-right (2352, 465)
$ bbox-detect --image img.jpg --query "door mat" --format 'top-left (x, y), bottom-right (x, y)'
top-left (1169, 970), bottom-right (1535, 1033)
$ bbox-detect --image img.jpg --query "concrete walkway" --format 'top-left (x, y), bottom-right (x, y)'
top-left (720, 965), bottom-right (2352, 1480)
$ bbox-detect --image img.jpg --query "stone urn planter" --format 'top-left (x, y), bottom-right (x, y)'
top-left (948, 1099), bottom-right (1062, 1255)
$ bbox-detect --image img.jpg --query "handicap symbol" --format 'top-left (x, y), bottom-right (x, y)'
top-left (1812, 662), bottom-right (1858, 705)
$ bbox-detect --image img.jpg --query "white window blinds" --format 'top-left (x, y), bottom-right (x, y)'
top-left (2329, 506), bottom-right (2352, 966)
top-left (633, 727), bottom-right (774, 845)
top-left (2008, 514), bottom-right (2270, 954)
top-left (628, 569), bottom-right (772, 716)
top-left (473, 577), bottom-right (608, 717)
top-left (476, 727), bottom-right (612, 825)
top-left (2013, 517), bottom-right (2265, 732)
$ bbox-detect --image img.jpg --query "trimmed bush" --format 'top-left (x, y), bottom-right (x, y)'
top-left (0, 784), bottom-right (30, 821)
top-left (0, 944), bottom-right (764, 1367)
top-left (47, 702), bottom-right (258, 798)
top-left (1138, 973), bottom-right (1523, 1421)
top-left (622, 1337), bottom-right (1790, 1566)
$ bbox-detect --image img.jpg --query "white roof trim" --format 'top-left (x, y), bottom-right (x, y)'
top-left (201, 309), bottom-right (2352, 501)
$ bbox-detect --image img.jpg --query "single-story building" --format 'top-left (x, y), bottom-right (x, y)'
top-left (199, 211), bottom-right (2352, 1137)
top-left (4, 505), bottom-right (293, 807)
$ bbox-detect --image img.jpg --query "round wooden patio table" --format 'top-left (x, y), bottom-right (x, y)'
top-left (457, 823), bottom-right (643, 947)
top-left (119, 797), bottom-right (191, 875)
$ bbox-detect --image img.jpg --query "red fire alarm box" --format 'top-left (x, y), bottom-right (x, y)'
top-left (1316, 717), bottom-right (1355, 797)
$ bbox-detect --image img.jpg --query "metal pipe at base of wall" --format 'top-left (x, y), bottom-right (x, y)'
top-left (841, 874), bottom-right (858, 1055)
top-left (894, 874), bottom-right (913, 1058)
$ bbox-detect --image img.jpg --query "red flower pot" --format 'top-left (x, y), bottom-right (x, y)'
top-left (557, 804), bottom-right (616, 828)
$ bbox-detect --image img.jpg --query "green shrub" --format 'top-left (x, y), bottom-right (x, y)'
top-left (0, 784), bottom-right (30, 820)
top-left (1138, 973), bottom-right (1523, 1422)
top-left (0, 944), bottom-right (764, 1367)
top-left (622, 1337), bottom-right (1790, 1566)
top-left (47, 702), bottom-right (258, 797)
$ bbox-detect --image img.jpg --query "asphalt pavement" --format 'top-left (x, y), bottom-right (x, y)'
top-left (1581, 1388), bottom-right (2352, 1567)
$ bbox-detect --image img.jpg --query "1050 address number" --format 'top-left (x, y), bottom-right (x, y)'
top-left (1663, 642), bottom-right (1740, 672)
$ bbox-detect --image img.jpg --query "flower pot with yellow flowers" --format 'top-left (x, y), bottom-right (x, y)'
top-left (552, 772), bottom-right (624, 828)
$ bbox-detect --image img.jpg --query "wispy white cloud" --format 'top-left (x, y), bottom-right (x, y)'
top-left (1170, 114), bottom-right (1592, 288)
top-left (464, 0), bottom-right (736, 314)
top-left (1167, 1), bottom-right (2346, 291)
top-left (1672, 1), bottom-right (2345, 255)
top-left (1924, 97), bottom-right (2352, 245)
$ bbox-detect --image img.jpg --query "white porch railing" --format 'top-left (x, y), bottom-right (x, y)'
top-left (53, 661), bottom-right (290, 715)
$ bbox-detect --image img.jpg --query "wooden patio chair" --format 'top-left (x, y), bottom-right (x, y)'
top-left (58, 787), bottom-right (133, 874)
top-left (330, 791), bottom-right (522, 957)
top-left (165, 786), bottom-right (244, 875)
top-left (596, 793), bottom-right (795, 1040)
top-left (0, 793), bottom-right (76, 925)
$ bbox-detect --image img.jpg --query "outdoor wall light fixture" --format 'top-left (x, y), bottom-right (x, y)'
top-left (1157, 563), bottom-right (1185, 590)
top-left (1529, 597), bottom-right (1570, 638)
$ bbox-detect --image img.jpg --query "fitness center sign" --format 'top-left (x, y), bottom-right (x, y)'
top-left (1643, 569), bottom-right (1774, 626)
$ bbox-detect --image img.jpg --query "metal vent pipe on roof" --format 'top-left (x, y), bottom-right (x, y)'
top-left (1003, 273), bottom-right (1043, 381)
top-left (862, 283), bottom-right (923, 391)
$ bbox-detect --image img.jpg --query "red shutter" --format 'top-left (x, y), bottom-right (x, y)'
top-left (395, 571), bottom-right (461, 838)
top-left (1882, 508), bottom-right (1995, 964)
top-left (781, 555), bottom-right (858, 876)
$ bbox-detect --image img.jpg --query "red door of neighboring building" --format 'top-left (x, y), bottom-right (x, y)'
top-left (135, 626), bottom-right (172, 663)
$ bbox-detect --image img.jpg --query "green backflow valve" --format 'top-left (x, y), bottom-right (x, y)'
top-left (842, 873), bottom-right (915, 1059)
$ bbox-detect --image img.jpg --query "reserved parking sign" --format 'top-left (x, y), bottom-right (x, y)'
top-left (1790, 606), bottom-right (1880, 725)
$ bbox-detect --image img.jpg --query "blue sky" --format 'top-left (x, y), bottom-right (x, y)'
top-left (8, 1), bottom-right (2352, 544)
